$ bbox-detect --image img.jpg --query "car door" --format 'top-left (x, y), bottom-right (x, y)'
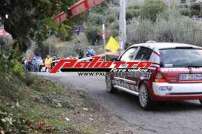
top-left (126, 47), bottom-right (153, 92)
top-left (112, 47), bottom-right (138, 89)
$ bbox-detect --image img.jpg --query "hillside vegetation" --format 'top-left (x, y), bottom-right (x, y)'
top-left (0, 73), bottom-right (88, 133)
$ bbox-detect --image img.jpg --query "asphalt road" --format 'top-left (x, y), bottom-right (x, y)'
top-left (39, 72), bottom-right (202, 134)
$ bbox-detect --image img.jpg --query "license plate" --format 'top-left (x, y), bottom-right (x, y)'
top-left (179, 73), bottom-right (202, 81)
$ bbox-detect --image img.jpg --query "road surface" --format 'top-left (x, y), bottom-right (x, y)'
top-left (38, 72), bottom-right (202, 134)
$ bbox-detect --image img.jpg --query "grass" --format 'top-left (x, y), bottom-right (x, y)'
top-left (0, 73), bottom-right (95, 133)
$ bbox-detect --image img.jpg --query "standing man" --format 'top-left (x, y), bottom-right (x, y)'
top-left (76, 48), bottom-right (84, 59)
top-left (45, 55), bottom-right (53, 72)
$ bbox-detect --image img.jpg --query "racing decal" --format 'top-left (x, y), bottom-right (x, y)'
top-left (50, 56), bottom-right (152, 73)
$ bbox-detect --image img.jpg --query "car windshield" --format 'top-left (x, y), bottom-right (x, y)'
top-left (160, 48), bottom-right (202, 68)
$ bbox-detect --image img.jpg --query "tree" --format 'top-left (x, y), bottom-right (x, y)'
top-left (0, 0), bottom-right (76, 51)
top-left (140, 0), bottom-right (166, 22)
top-left (126, 6), bottom-right (141, 21)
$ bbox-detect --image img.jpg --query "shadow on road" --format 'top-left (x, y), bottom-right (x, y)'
top-left (114, 90), bottom-right (202, 112)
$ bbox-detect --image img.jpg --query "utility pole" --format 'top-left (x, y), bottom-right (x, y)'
top-left (119, 0), bottom-right (127, 50)
top-left (102, 23), bottom-right (106, 47)
top-left (103, 23), bottom-right (107, 61)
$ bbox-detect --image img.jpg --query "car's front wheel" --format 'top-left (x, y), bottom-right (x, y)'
top-left (105, 76), bottom-right (117, 93)
top-left (138, 84), bottom-right (153, 110)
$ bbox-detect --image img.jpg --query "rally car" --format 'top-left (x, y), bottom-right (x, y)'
top-left (105, 42), bottom-right (202, 110)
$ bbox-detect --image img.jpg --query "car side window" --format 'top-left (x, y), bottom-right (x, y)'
top-left (135, 47), bottom-right (153, 61)
top-left (120, 47), bottom-right (138, 62)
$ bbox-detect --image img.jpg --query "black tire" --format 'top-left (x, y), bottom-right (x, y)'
top-left (138, 84), bottom-right (154, 110)
top-left (199, 100), bottom-right (202, 104)
top-left (105, 76), bottom-right (117, 93)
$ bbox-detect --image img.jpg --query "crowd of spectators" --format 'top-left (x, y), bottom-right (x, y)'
top-left (22, 47), bottom-right (96, 72)
top-left (23, 54), bottom-right (53, 72)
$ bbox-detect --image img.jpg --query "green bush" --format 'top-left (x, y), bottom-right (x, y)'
top-left (140, 0), bottom-right (167, 22)
top-left (87, 13), bottom-right (103, 25)
top-left (107, 15), bottom-right (116, 23)
top-left (127, 10), bottom-right (202, 46)
top-left (180, 8), bottom-right (191, 17)
top-left (127, 6), bottom-right (141, 21)
top-left (86, 3), bottom-right (119, 44)
top-left (127, 18), bottom-right (154, 43)
top-left (0, 108), bottom-right (30, 133)
top-left (11, 60), bottom-right (25, 79)
top-left (110, 22), bottom-right (119, 37)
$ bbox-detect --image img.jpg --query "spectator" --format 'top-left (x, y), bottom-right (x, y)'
top-left (27, 57), bottom-right (32, 71)
top-left (45, 55), bottom-right (53, 72)
top-left (22, 57), bottom-right (29, 72)
top-left (76, 48), bottom-right (84, 59)
top-left (86, 47), bottom-right (96, 57)
top-left (31, 55), bottom-right (37, 72)
top-left (35, 55), bottom-right (43, 72)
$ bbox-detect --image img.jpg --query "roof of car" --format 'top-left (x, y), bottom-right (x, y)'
top-left (130, 42), bottom-right (202, 50)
